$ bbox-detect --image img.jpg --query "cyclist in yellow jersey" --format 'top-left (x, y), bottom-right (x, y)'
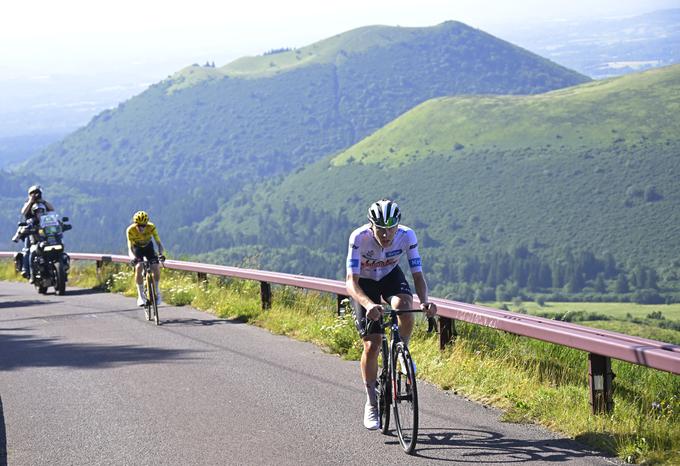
top-left (126, 211), bottom-right (165, 306)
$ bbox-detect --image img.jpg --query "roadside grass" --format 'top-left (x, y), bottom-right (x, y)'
top-left (2, 260), bottom-right (678, 464)
top-left (491, 301), bottom-right (680, 322)
top-left (488, 301), bottom-right (680, 345)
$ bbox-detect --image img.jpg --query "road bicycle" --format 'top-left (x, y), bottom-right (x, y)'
top-left (374, 305), bottom-right (436, 454)
top-left (131, 256), bottom-right (165, 325)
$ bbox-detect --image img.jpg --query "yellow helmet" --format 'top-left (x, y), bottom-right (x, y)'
top-left (133, 211), bottom-right (149, 225)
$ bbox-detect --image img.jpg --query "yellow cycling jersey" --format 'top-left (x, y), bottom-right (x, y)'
top-left (126, 222), bottom-right (161, 249)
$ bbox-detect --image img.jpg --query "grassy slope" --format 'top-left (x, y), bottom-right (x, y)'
top-left (198, 65), bottom-right (680, 279)
top-left (332, 64), bottom-right (680, 166)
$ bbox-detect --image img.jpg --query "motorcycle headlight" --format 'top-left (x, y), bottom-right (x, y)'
top-left (43, 245), bottom-right (64, 252)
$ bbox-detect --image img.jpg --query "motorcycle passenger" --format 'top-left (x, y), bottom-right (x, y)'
top-left (18, 186), bottom-right (54, 278)
top-left (126, 211), bottom-right (165, 306)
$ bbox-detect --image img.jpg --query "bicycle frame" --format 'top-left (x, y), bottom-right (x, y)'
top-left (376, 307), bottom-right (433, 454)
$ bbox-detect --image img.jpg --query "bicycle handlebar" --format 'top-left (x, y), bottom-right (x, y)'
top-left (376, 308), bottom-right (437, 334)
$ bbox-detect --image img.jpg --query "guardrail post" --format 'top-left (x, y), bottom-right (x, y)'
top-left (96, 260), bottom-right (103, 280)
top-left (438, 316), bottom-right (456, 350)
top-left (260, 281), bottom-right (271, 310)
top-left (588, 353), bottom-right (615, 414)
top-left (196, 272), bottom-right (208, 285)
top-left (337, 295), bottom-right (350, 316)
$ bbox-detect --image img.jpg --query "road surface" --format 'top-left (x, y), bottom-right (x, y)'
top-left (0, 281), bottom-right (619, 465)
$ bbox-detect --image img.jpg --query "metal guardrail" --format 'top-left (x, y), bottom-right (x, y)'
top-left (2, 251), bottom-right (679, 413)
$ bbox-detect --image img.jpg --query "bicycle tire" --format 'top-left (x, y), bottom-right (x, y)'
top-left (392, 343), bottom-right (418, 454)
top-left (143, 272), bottom-right (152, 321)
top-left (378, 336), bottom-right (391, 434)
top-left (147, 276), bottom-right (160, 325)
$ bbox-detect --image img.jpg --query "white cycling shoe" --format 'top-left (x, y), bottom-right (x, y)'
top-left (363, 402), bottom-right (380, 430)
top-left (137, 295), bottom-right (146, 306)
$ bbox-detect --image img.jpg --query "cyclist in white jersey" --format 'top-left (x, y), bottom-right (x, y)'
top-left (346, 199), bottom-right (437, 430)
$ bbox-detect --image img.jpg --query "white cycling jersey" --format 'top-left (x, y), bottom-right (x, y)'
top-left (346, 224), bottom-right (423, 281)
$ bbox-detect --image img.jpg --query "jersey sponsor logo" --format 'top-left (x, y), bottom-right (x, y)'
top-left (408, 258), bottom-right (422, 268)
top-left (385, 249), bottom-right (402, 258)
top-left (348, 259), bottom-right (359, 268)
top-left (365, 250), bottom-right (375, 258)
top-left (351, 244), bottom-right (359, 250)
top-left (362, 258), bottom-right (398, 269)
top-left (409, 243), bottom-right (418, 250)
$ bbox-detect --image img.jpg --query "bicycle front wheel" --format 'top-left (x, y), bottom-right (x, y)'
top-left (393, 343), bottom-right (418, 454)
top-left (143, 274), bottom-right (152, 321)
top-left (378, 337), bottom-right (391, 434)
top-left (148, 279), bottom-right (160, 325)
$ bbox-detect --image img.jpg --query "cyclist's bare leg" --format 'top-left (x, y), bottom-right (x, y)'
top-left (361, 334), bottom-right (381, 404)
top-left (151, 262), bottom-right (161, 284)
top-left (391, 293), bottom-right (415, 346)
top-left (135, 262), bottom-right (144, 284)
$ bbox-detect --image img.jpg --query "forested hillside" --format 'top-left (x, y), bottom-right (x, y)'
top-left (0, 21), bottom-right (587, 251)
top-left (194, 65), bottom-right (680, 303)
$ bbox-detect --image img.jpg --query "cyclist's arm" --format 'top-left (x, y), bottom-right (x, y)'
top-left (151, 225), bottom-right (164, 255)
top-left (346, 273), bottom-right (383, 321)
top-left (346, 273), bottom-right (373, 311)
top-left (43, 200), bottom-right (54, 212)
top-left (126, 226), bottom-right (136, 260)
top-left (412, 271), bottom-right (437, 317)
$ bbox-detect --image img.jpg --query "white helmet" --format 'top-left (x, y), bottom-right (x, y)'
top-left (367, 199), bottom-right (401, 228)
top-left (28, 185), bottom-right (42, 196)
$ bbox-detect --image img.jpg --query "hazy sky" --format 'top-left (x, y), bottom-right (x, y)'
top-left (2, 0), bottom-right (677, 77)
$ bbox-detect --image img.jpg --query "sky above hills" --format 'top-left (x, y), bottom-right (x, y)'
top-left (0, 0), bottom-right (677, 138)
top-left (3, 0), bottom-right (677, 77)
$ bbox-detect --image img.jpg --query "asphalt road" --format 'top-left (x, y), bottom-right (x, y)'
top-left (0, 281), bottom-right (620, 465)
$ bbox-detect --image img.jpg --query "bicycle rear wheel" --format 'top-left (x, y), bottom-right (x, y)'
top-left (393, 343), bottom-right (418, 454)
top-left (377, 336), bottom-right (391, 434)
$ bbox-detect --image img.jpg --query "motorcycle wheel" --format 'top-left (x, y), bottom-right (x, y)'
top-left (55, 261), bottom-right (66, 296)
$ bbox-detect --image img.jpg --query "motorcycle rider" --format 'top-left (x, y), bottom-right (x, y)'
top-left (18, 185), bottom-right (54, 278)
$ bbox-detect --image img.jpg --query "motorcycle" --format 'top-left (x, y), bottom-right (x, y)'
top-left (12, 213), bottom-right (73, 295)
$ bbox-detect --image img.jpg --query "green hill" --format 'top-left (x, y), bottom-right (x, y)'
top-left (3, 21), bottom-right (587, 252)
top-left (193, 65), bottom-right (680, 300)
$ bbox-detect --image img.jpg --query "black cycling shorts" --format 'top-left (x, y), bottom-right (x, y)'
top-left (132, 243), bottom-right (158, 263)
top-left (351, 266), bottom-right (412, 338)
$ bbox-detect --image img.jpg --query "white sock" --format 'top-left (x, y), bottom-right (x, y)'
top-left (136, 283), bottom-right (145, 298)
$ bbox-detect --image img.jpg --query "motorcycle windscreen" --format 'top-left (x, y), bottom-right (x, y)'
top-left (40, 213), bottom-right (62, 236)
